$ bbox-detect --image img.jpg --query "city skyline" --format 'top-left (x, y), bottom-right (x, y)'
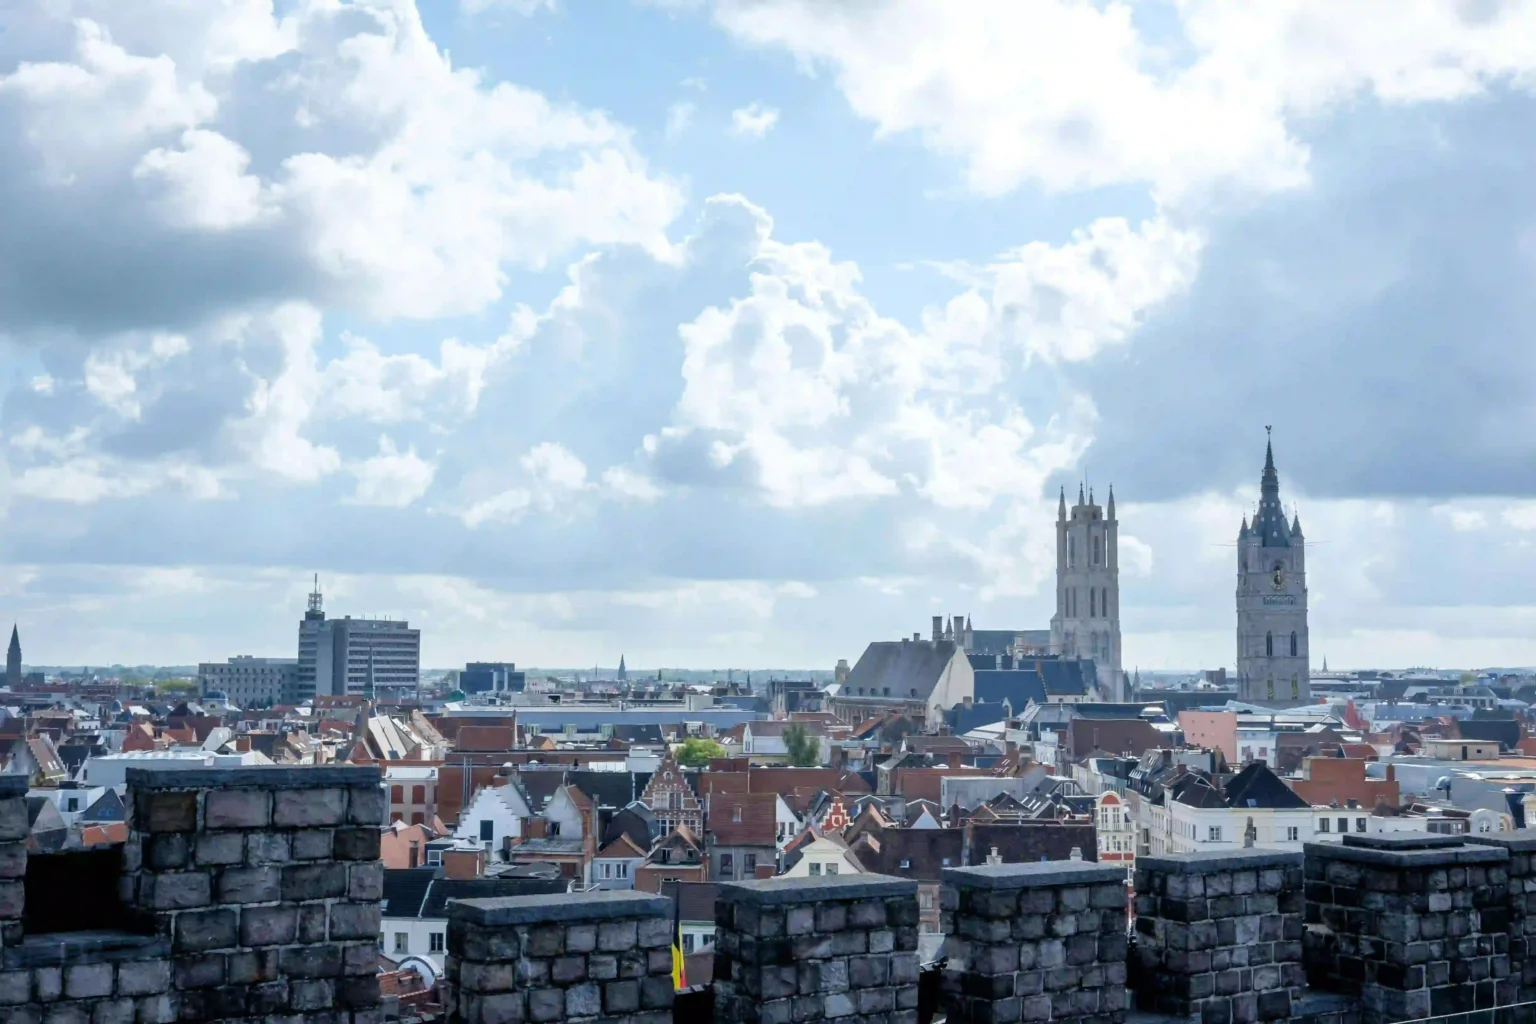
top-left (4, 4), bottom-right (1536, 670)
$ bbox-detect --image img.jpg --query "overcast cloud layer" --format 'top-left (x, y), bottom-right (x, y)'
top-left (3, 0), bottom-right (1536, 672)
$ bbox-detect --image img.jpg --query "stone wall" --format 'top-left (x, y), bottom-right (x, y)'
top-left (1467, 830), bottom-right (1536, 1005)
top-left (941, 860), bottom-right (1128, 1024)
top-left (444, 890), bottom-right (675, 1024)
top-left (712, 874), bottom-right (920, 1024)
top-left (122, 764), bottom-right (386, 1023)
top-left (1133, 849), bottom-right (1305, 1024)
top-left (1303, 833), bottom-right (1510, 1024)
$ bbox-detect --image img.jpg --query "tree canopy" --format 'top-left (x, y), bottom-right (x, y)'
top-left (783, 724), bottom-right (821, 767)
top-left (675, 737), bottom-right (726, 768)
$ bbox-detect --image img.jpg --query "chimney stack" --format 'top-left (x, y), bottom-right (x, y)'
top-left (442, 845), bottom-right (486, 880)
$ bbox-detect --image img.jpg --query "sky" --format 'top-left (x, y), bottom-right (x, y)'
top-left (4, 0), bottom-right (1536, 673)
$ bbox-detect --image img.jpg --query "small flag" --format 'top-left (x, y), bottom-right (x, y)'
top-left (671, 883), bottom-right (688, 990)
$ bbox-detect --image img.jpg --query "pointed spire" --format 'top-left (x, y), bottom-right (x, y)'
top-left (1262, 425), bottom-right (1279, 494)
top-left (1088, 486), bottom-right (1094, 505)
top-left (1078, 481), bottom-right (1085, 505)
top-left (1239, 515), bottom-right (1249, 538)
top-left (1106, 485), bottom-right (1116, 519)
top-left (1291, 511), bottom-right (1303, 536)
top-left (1058, 487), bottom-right (1067, 519)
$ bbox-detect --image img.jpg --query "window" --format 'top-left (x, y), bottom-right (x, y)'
top-left (601, 863), bottom-right (613, 879)
top-left (1290, 632), bottom-right (1298, 657)
top-left (1356, 818), bottom-right (1367, 833)
top-left (683, 933), bottom-right (695, 954)
top-left (408, 841), bottom-right (420, 869)
top-left (427, 849), bottom-right (442, 866)
top-left (732, 807), bottom-right (742, 823)
top-left (479, 820), bottom-right (494, 842)
top-left (411, 785), bottom-right (425, 805)
top-left (1069, 536), bottom-right (1075, 567)
top-left (1090, 590), bottom-right (1097, 618)
top-left (826, 863), bottom-right (839, 876)
top-left (394, 933), bottom-right (409, 954)
top-left (430, 933), bottom-right (444, 953)
top-left (919, 893), bottom-right (933, 910)
top-left (1266, 632), bottom-right (1273, 657)
top-left (899, 859), bottom-right (912, 869)
top-left (744, 854), bottom-right (757, 872)
top-left (617, 863), bottom-right (628, 878)
top-left (720, 854), bottom-right (734, 875)
top-left (549, 822), bottom-right (560, 837)
top-left (809, 863), bottom-right (822, 876)
top-left (1093, 536), bottom-right (1101, 565)
top-left (668, 792), bottom-right (681, 811)
top-left (65, 797), bottom-right (79, 813)
top-left (1318, 818), bottom-right (1330, 833)
top-left (391, 785), bottom-right (404, 803)
top-left (1337, 818), bottom-right (1348, 834)
top-left (1287, 827), bottom-right (1299, 842)
top-left (1207, 826), bottom-right (1222, 842)
top-left (941, 857), bottom-right (951, 867)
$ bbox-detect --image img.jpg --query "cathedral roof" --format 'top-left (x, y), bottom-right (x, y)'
top-left (1253, 435), bottom-right (1292, 549)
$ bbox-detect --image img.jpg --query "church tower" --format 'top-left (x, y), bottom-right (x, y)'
top-left (1236, 431), bottom-right (1310, 704)
top-left (5, 626), bottom-right (19, 689)
top-left (1050, 484), bottom-right (1122, 696)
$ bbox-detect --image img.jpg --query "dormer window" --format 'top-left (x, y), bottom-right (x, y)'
top-left (732, 807), bottom-right (742, 823)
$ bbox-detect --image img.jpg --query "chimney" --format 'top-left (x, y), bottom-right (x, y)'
top-left (932, 616), bottom-right (944, 642)
top-left (986, 846), bottom-right (1002, 866)
top-left (442, 846), bottom-right (486, 880)
top-left (1069, 847), bottom-right (1083, 861)
top-left (952, 615), bottom-right (965, 643)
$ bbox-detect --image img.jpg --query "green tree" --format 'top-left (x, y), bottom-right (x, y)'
top-left (783, 724), bottom-right (821, 767)
top-left (675, 737), bottom-right (726, 768)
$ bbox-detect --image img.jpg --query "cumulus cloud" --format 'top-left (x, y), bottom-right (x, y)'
top-left (710, 0), bottom-right (1536, 202)
top-left (348, 436), bottom-right (436, 508)
top-left (730, 102), bottom-right (779, 138)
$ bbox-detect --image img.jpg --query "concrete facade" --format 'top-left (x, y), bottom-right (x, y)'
top-left (198, 656), bottom-right (297, 708)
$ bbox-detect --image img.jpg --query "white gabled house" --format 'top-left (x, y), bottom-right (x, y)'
top-left (452, 783), bottom-right (532, 856)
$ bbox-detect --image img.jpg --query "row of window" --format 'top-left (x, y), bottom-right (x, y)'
top-left (1066, 534), bottom-right (1108, 568)
top-left (385, 931), bottom-right (444, 955)
top-left (1062, 587), bottom-right (1113, 620)
top-left (389, 785), bottom-right (432, 804)
top-left (1263, 631), bottom-right (1300, 657)
top-left (806, 862), bottom-right (840, 876)
top-left (1317, 817), bottom-right (1367, 834)
top-left (598, 861), bottom-right (630, 879)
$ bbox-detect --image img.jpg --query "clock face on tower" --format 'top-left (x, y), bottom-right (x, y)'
top-left (1271, 568), bottom-right (1285, 590)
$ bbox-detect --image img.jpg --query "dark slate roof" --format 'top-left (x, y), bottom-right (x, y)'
top-left (422, 876), bottom-right (567, 917)
top-left (842, 640), bottom-right (961, 700)
top-left (968, 631), bottom-right (1018, 658)
top-left (1223, 761), bottom-right (1309, 810)
top-left (381, 867), bottom-right (437, 918)
top-left (513, 770), bottom-right (568, 810)
top-left (1458, 717), bottom-right (1522, 750)
top-left (946, 701), bottom-right (1008, 735)
top-left (566, 770), bottom-right (644, 810)
top-left (1251, 439), bottom-right (1292, 549)
top-left (78, 789), bottom-right (125, 823)
top-left (611, 725), bottom-right (665, 745)
top-left (974, 670), bottom-right (1047, 706)
top-left (603, 806), bottom-right (655, 850)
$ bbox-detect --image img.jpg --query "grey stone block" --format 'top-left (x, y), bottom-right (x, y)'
top-left (604, 980), bottom-right (640, 1013)
top-left (144, 872), bottom-right (210, 910)
top-left (205, 789), bottom-right (271, 829)
top-left (0, 971), bottom-right (26, 1005)
top-left (291, 828), bottom-right (336, 860)
top-left (291, 977), bottom-right (336, 1012)
top-left (32, 967), bottom-right (61, 1002)
top-left (217, 865), bottom-right (281, 904)
top-left (598, 920), bottom-right (638, 952)
top-left (135, 993), bottom-right (178, 1024)
top-left (280, 943), bottom-right (343, 978)
top-left (193, 832), bottom-right (245, 866)
top-left (245, 831), bottom-right (291, 865)
top-left (173, 954), bottom-right (224, 990)
top-left (281, 862), bottom-right (348, 901)
top-left (550, 956), bottom-right (586, 984)
top-left (240, 904), bottom-right (298, 947)
top-left (528, 987), bottom-right (564, 1023)
top-left (347, 784), bottom-right (388, 825)
top-left (333, 827), bottom-right (381, 861)
top-left (225, 948), bottom-right (279, 985)
top-left (143, 834), bottom-right (188, 870)
top-left (348, 860), bottom-right (384, 902)
top-left (174, 908), bottom-right (238, 953)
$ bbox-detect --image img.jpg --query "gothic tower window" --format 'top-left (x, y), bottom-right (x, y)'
top-left (1265, 632), bottom-right (1273, 657)
top-left (1068, 536), bottom-right (1075, 567)
top-left (1290, 631), bottom-right (1298, 657)
top-left (1291, 676), bottom-right (1299, 700)
top-left (1267, 678), bottom-right (1274, 700)
top-left (1090, 590), bottom-right (1096, 618)
top-left (1093, 536), bottom-right (1101, 566)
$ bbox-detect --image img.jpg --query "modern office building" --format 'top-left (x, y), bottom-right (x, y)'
top-left (198, 656), bottom-right (297, 707)
top-left (292, 579), bottom-right (421, 702)
top-left (459, 662), bottom-right (525, 694)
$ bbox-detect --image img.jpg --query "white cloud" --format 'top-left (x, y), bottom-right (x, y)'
top-left (1120, 535), bottom-right (1154, 578)
top-left (1433, 503), bottom-right (1489, 532)
top-left (601, 466), bottom-right (664, 503)
top-left (710, 0), bottom-right (1536, 202)
top-left (134, 129), bottom-right (269, 230)
top-left (522, 441), bottom-right (588, 491)
top-left (665, 101), bottom-right (696, 139)
top-left (348, 436), bottom-right (436, 508)
top-left (729, 102), bottom-right (780, 138)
